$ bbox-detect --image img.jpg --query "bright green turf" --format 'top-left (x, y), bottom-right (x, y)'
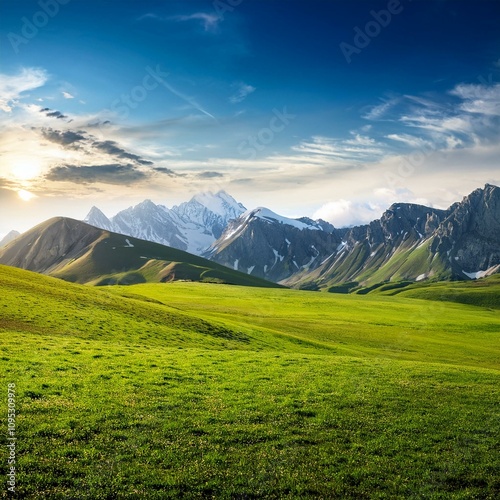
top-left (369, 274), bottom-right (500, 309)
top-left (1, 265), bottom-right (499, 498)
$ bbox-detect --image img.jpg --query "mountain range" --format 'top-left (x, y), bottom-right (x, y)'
top-left (1, 184), bottom-right (499, 290)
top-left (0, 217), bottom-right (280, 288)
top-left (0, 230), bottom-right (20, 247)
top-left (84, 190), bottom-right (246, 255)
top-left (208, 184), bottom-right (500, 289)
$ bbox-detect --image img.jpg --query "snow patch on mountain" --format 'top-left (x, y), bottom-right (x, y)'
top-left (463, 268), bottom-right (493, 279)
top-left (84, 190), bottom-right (246, 256)
top-left (246, 207), bottom-right (320, 231)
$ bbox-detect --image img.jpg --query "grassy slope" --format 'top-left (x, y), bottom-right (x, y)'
top-left (115, 282), bottom-right (500, 369)
top-left (370, 274), bottom-right (500, 309)
top-left (44, 226), bottom-right (282, 289)
top-left (1, 265), bottom-right (499, 498)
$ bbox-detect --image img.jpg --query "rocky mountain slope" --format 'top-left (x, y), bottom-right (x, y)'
top-left (4, 185), bottom-right (498, 290)
top-left (84, 190), bottom-right (245, 255)
top-left (204, 207), bottom-right (341, 283)
top-left (206, 185), bottom-right (500, 289)
top-left (286, 184), bottom-right (500, 289)
top-left (0, 217), bottom-right (281, 288)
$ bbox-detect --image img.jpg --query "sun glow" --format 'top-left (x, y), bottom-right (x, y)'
top-left (18, 189), bottom-right (35, 201)
top-left (11, 158), bottom-right (42, 180)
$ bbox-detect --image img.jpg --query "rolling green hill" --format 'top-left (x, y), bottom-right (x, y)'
top-left (366, 274), bottom-right (500, 309)
top-left (0, 217), bottom-right (281, 288)
top-left (1, 265), bottom-right (499, 498)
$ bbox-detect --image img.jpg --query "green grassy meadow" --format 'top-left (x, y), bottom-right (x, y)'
top-left (1, 264), bottom-right (499, 498)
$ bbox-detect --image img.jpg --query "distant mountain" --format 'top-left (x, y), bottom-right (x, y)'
top-left (286, 184), bottom-right (500, 289)
top-left (84, 190), bottom-right (246, 255)
top-left (430, 184), bottom-right (500, 278)
top-left (35, 184), bottom-right (500, 289)
top-left (173, 191), bottom-right (247, 240)
top-left (0, 230), bottom-right (20, 247)
top-left (204, 207), bottom-right (341, 282)
top-left (0, 217), bottom-right (281, 288)
top-left (84, 207), bottom-right (114, 232)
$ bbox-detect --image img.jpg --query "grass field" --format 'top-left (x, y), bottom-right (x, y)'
top-left (1, 264), bottom-right (499, 498)
top-left (371, 275), bottom-right (500, 310)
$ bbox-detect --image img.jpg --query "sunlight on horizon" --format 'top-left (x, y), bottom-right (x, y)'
top-left (17, 189), bottom-right (35, 201)
top-left (10, 158), bottom-right (42, 181)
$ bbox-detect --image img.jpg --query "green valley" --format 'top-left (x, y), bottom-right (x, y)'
top-left (1, 265), bottom-right (499, 498)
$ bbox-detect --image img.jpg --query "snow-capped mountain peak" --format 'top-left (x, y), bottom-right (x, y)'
top-left (180, 190), bottom-right (245, 219)
top-left (83, 190), bottom-right (247, 256)
top-left (243, 207), bottom-right (321, 231)
top-left (84, 206), bottom-right (114, 231)
top-left (204, 205), bottom-right (341, 282)
top-left (172, 190), bottom-right (246, 242)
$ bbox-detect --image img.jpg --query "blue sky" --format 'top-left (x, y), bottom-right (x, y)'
top-left (1, 0), bottom-right (499, 235)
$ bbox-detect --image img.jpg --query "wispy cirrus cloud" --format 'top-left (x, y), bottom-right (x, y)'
top-left (292, 133), bottom-right (386, 162)
top-left (363, 81), bottom-right (500, 153)
top-left (138, 12), bottom-right (222, 32)
top-left (230, 83), bottom-right (256, 104)
top-left (0, 68), bottom-right (48, 112)
top-left (450, 83), bottom-right (500, 116)
top-left (156, 77), bottom-right (216, 120)
top-left (362, 97), bottom-right (399, 120)
top-left (385, 133), bottom-right (433, 149)
top-left (169, 12), bottom-right (221, 32)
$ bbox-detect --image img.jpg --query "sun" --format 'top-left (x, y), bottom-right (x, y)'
top-left (11, 158), bottom-right (42, 180)
top-left (18, 189), bottom-right (35, 202)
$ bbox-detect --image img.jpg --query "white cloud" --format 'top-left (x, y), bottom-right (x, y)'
top-left (0, 68), bottom-right (48, 112)
top-left (363, 98), bottom-right (398, 120)
top-left (386, 133), bottom-right (433, 149)
top-left (292, 134), bottom-right (386, 162)
top-left (229, 83), bottom-right (256, 104)
top-left (62, 91), bottom-right (74, 99)
top-left (182, 13), bottom-right (220, 31)
top-left (312, 199), bottom-right (385, 228)
top-left (138, 11), bottom-right (222, 32)
top-left (450, 83), bottom-right (500, 116)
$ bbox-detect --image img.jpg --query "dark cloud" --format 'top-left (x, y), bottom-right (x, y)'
top-left (40, 107), bottom-right (69, 119)
top-left (196, 171), bottom-right (224, 179)
top-left (92, 140), bottom-right (154, 166)
top-left (38, 127), bottom-right (156, 168)
top-left (46, 164), bottom-right (148, 185)
top-left (41, 128), bottom-right (86, 147)
top-left (153, 167), bottom-right (176, 176)
top-left (47, 110), bottom-right (68, 119)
